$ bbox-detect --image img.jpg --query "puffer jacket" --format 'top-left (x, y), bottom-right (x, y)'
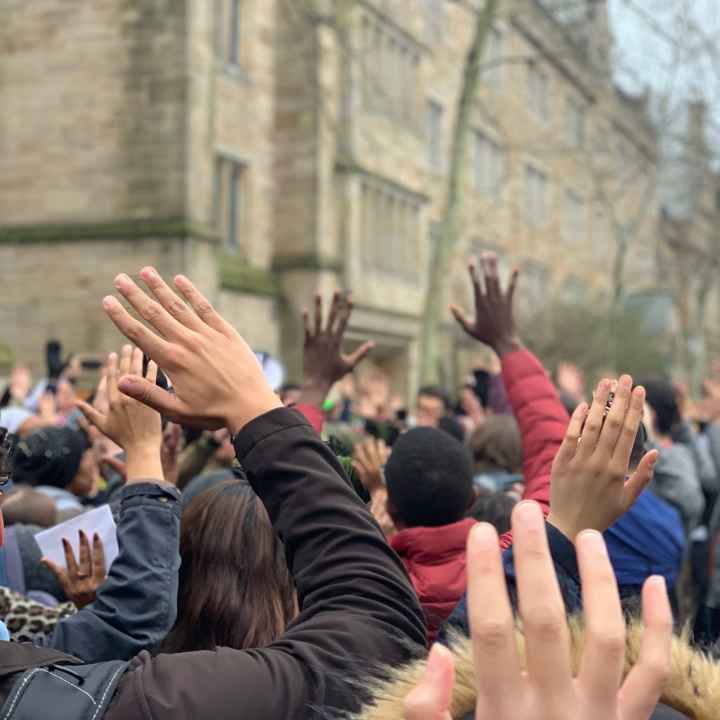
top-left (390, 518), bottom-right (476, 643)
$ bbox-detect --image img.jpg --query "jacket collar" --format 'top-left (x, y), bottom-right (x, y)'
top-left (390, 518), bottom-right (476, 563)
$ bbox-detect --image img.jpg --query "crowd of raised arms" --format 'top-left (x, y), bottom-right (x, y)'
top-left (2, 252), bottom-right (720, 719)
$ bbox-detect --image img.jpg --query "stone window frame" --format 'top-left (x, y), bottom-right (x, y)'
top-left (426, 98), bottom-right (445, 172)
top-left (214, 152), bottom-right (249, 254)
top-left (473, 128), bottom-right (505, 197)
top-left (215, 0), bottom-right (244, 70)
top-left (523, 161), bottom-right (551, 228)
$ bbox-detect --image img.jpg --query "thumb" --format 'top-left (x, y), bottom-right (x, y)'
top-left (403, 644), bottom-right (455, 720)
top-left (346, 341), bottom-right (375, 369)
top-left (449, 305), bottom-right (472, 334)
top-left (75, 400), bottom-right (106, 433)
top-left (623, 449), bottom-right (659, 512)
top-left (117, 375), bottom-right (183, 419)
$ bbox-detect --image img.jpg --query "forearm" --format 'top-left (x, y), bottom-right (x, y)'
top-left (50, 482), bottom-right (181, 662)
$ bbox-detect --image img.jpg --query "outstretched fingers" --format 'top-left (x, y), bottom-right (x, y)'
top-left (618, 576), bottom-right (672, 719)
top-left (345, 340), bottom-right (375, 369)
top-left (174, 274), bottom-right (232, 337)
top-left (576, 379), bottom-right (612, 460)
top-left (467, 522), bottom-right (522, 713)
top-left (140, 267), bottom-right (206, 333)
top-left (103, 296), bottom-right (171, 362)
top-left (552, 401), bottom-right (589, 469)
top-left (622, 449), bottom-right (659, 512)
top-left (595, 375), bottom-right (633, 457)
top-left (576, 530), bottom-right (626, 710)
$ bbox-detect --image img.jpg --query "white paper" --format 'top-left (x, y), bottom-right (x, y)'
top-left (35, 504), bottom-right (119, 572)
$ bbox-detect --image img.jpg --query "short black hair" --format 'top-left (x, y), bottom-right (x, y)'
top-left (417, 385), bottom-right (452, 412)
top-left (638, 379), bottom-right (679, 436)
top-left (385, 427), bottom-right (473, 527)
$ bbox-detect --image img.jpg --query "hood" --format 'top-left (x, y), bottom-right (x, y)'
top-left (355, 620), bottom-right (720, 720)
top-left (390, 519), bottom-right (475, 601)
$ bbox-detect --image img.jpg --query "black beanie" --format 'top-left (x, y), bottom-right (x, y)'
top-left (385, 426), bottom-right (473, 528)
top-left (12, 426), bottom-right (89, 489)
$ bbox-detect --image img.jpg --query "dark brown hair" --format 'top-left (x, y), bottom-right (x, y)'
top-left (469, 415), bottom-right (523, 475)
top-left (160, 480), bottom-right (297, 653)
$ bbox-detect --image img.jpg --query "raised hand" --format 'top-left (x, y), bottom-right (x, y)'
top-left (43, 530), bottom-right (107, 609)
top-left (352, 437), bottom-right (388, 495)
top-left (403, 502), bottom-right (672, 720)
top-left (300, 292), bottom-right (375, 407)
top-left (102, 268), bottom-right (281, 434)
top-left (77, 346), bottom-right (163, 483)
top-left (547, 375), bottom-right (659, 541)
top-left (450, 252), bottom-right (520, 357)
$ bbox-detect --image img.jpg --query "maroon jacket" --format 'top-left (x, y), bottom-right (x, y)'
top-left (390, 518), bottom-right (476, 642)
top-left (390, 348), bottom-right (568, 641)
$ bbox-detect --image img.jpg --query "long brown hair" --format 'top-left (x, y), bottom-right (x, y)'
top-left (160, 480), bottom-right (297, 653)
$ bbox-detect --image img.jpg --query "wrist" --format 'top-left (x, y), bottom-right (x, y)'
top-left (125, 443), bottom-right (164, 484)
top-left (226, 394), bottom-right (284, 436)
top-left (299, 376), bottom-right (334, 408)
top-left (491, 337), bottom-right (522, 358)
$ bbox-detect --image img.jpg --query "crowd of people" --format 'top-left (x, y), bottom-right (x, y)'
top-left (0, 254), bottom-right (719, 719)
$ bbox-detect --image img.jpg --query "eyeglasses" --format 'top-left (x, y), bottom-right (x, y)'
top-left (0, 427), bottom-right (13, 489)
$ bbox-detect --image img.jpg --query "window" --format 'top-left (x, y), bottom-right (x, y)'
top-left (527, 62), bottom-right (550, 122)
top-left (484, 27), bottom-right (504, 92)
top-left (567, 96), bottom-right (585, 146)
top-left (216, 0), bottom-right (242, 65)
top-left (563, 190), bottom-right (585, 241)
top-left (520, 259), bottom-right (549, 310)
top-left (524, 165), bottom-right (550, 226)
top-left (363, 14), bottom-right (421, 125)
top-left (215, 156), bottom-right (246, 251)
top-left (473, 131), bottom-right (505, 195)
top-left (426, 100), bottom-right (444, 171)
top-left (360, 177), bottom-right (421, 277)
top-left (424, 0), bottom-right (445, 43)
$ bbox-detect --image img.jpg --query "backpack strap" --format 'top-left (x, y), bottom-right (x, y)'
top-left (0, 659), bottom-right (128, 720)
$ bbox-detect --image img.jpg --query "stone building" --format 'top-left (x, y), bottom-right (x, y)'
top-left (0, 0), bottom-right (701, 394)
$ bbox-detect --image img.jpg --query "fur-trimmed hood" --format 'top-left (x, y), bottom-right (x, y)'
top-left (357, 621), bottom-right (720, 720)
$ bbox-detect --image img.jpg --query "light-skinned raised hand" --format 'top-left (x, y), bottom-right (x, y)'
top-left (403, 502), bottom-right (672, 720)
top-left (101, 268), bottom-right (281, 434)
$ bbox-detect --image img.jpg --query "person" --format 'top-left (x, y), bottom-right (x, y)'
top-left (159, 479), bottom-right (296, 653)
top-left (469, 415), bottom-right (523, 493)
top-left (11, 425), bottom-right (98, 519)
top-left (641, 379), bottom-right (705, 532)
top-left (1, 346), bottom-right (182, 662)
top-left (367, 503), bottom-right (686, 720)
top-left (0, 268), bottom-right (426, 720)
top-left (415, 387), bottom-right (466, 444)
top-left (384, 426), bottom-right (476, 641)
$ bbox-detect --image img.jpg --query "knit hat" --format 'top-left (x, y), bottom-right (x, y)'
top-left (11, 427), bottom-right (89, 489)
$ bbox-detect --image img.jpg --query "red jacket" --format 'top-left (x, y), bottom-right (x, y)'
top-left (390, 518), bottom-right (476, 643)
top-left (498, 348), bottom-right (569, 549)
top-left (391, 348), bottom-right (568, 640)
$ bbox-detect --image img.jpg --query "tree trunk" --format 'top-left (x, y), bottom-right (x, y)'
top-left (418, 0), bottom-right (501, 385)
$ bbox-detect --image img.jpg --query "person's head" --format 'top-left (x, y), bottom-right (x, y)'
top-left (160, 480), bottom-right (296, 653)
top-left (0, 408), bottom-right (44, 438)
top-left (416, 386), bottom-right (451, 428)
top-left (385, 427), bottom-right (473, 529)
top-left (54, 378), bottom-right (77, 415)
top-left (11, 426), bottom-right (96, 497)
top-left (278, 383), bottom-right (302, 406)
top-left (469, 415), bottom-right (523, 475)
top-left (636, 379), bottom-right (679, 437)
top-left (469, 491), bottom-right (518, 535)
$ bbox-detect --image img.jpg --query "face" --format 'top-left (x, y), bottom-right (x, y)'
top-left (415, 395), bottom-right (446, 428)
top-left (55, 380), bottom-right (77, 414)
top-left (70, 448), bottom-right (99, 497)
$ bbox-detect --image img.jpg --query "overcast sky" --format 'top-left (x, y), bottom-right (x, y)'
top-left (609, 0), bottom-right (720, 127)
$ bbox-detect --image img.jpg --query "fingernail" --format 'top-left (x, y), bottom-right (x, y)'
top-left (102, 296), bottom-right (116, 309)
top-left (610, 379), bottom-right (619, 393)
top-left (633, 386), bottom-right (645, 399)
top-left (577, 530), bottom-right (607, 556)
top-left (620, 375), bottom-right (632, 390)
top-left (646, 575), bottom-right (667, 592)
top-left (513, 500), bottom-right (543, 529)
top-left (141, 267), bottom-right (158, 279)
top-left (114, 273), bottom-right (131, 288)
top-left (597, 379), bottom-right (609, 392)
top-left (470, 522), bottom-right (498, 549)
top-left (425, 644), bottom-right (451, 679)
